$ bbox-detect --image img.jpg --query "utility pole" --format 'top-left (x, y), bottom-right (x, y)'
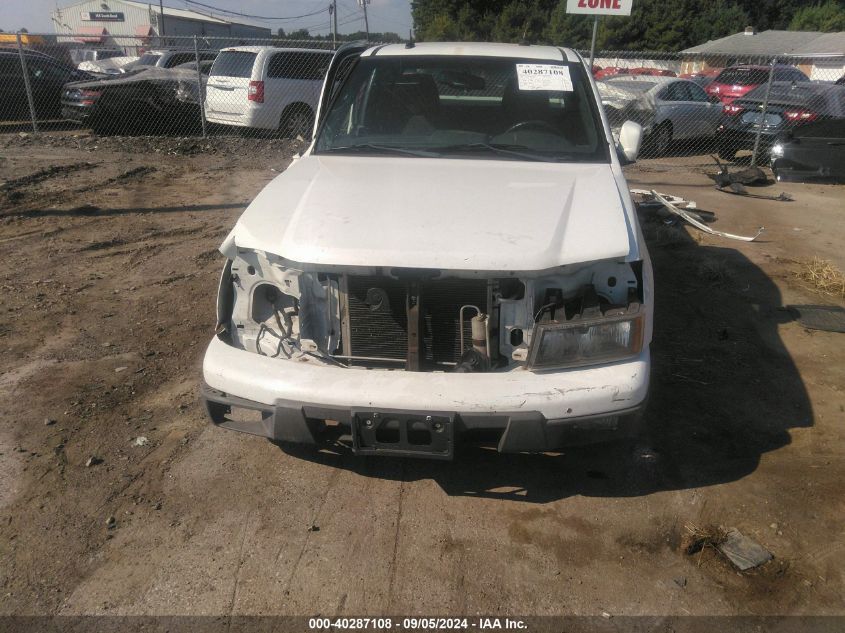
top-left (16, 32), bottom-right (39, 134)
top-left (158, 0), bottom-right (166, 38)
top-left (331, 0), bottom-right (337, 46)
top-left (361, 0), bottom-right (369, 41)
top-left (588, 16), bottom-right (598, 71)
top-left (751, 57), bottom-right (777, 167)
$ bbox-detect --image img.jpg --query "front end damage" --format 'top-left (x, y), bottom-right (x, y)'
top-left (202, 247), bottom-right (651, 458)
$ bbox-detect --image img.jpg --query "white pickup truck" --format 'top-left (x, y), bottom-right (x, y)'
top-left (202, 41), bottom-right (651, 460)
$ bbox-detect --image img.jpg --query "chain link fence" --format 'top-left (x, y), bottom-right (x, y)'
top-left (585, 49), bottom-right (845, 165)
top-left (2, 32), bottom-right (843, 167)
top-left (2, 32), bottom-right (339, 140)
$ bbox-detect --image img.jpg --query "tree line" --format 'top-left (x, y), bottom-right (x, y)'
top-left (276, 28), bottom-right (403, 43)
top-left (410, 0), bottom-right (845, 50)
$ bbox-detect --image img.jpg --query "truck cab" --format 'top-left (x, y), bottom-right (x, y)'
top-left (202, 42), bottom-right (650, 460)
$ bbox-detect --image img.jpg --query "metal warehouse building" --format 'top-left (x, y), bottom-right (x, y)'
top-left (51, 0), bottom-right (271, 52)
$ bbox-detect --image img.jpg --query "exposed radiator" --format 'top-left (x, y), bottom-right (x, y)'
top-left (344, 275), bottom-right (488, 367)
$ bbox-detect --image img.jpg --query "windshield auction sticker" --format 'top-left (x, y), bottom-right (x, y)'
top-left (516, 64), bottom-right (573, 91)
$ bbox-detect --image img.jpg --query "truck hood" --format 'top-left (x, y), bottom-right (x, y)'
top-left (226, 155), bottom-right (636, 271)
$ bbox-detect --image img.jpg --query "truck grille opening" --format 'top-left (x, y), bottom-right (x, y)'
top-left (344, 275), bottom-right (488, 369)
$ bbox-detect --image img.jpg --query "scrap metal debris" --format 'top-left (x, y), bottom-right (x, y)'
top-left (648, 190), bottom-right (765, 242)
top-left (787, 305), bottom-right (845, 333)
top-left (630, 189), bottom-right (715, 225)
top-left (717, 528), bottom-right (773, 571)
top-left (708, 156), bottom-right (792, 201)
top-left (709, 157), bottom-right (769, 187)
top-left (719, 182), bottom-right (793, 201)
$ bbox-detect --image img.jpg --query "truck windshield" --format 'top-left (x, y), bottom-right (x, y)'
top-left (315, 55), bottom-right (608, 163)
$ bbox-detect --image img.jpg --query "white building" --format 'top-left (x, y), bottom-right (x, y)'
top-left (51, 0), bottom-right (271, 53)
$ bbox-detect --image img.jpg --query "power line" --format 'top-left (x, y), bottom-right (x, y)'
top-left (180, 0), bottom-right (328, 21)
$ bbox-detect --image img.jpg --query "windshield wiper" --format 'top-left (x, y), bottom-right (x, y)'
top-left (431, 142), bottom-right (567, 162)
top-left (319, 143), bottom-right (440, 158)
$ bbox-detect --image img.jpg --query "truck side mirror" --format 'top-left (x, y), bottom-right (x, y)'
top-left (619, 120), bottom-right (643, 163)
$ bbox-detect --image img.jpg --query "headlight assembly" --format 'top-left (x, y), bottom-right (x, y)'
top-left (526, 308), bottom-right (644, 371)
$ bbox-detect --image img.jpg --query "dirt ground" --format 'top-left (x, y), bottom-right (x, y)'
top-left (0, 131), bottom-right (843, 618)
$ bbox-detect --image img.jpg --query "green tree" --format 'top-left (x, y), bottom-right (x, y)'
top-left (736, 0), bottom-right (806, 30)
top-left (789, 1), bottom-right (845, 31)
top-left (690, 0), bottom-right (751, 44)
top-left (411, 0), bottom-right (833, 50)
top-left (421, 13), bottom-right (461, 40)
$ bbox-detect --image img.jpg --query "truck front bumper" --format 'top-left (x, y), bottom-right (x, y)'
top-left (201, 336), bottom-right (650, 458)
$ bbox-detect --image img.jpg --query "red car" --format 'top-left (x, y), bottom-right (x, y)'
top-left (594, 66), bottom-right (625, 80)
top-left (680, 68), bottom-right (722, 80)
top-left (595, 66), bottom-right (675, 80)
top-left (628, 67), bottom-right (676, 77)
top-left (706, 64), bottom-right (809, 105)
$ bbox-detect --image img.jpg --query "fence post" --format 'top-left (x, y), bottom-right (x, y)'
top-left (750, 56), bottom-right (776, 168)
top-left (16, 32), bottom-right (39, 135)
top-left (194, 35), bottom-right (208, 138)
top-left (588, 16), bottom-right (599, 71)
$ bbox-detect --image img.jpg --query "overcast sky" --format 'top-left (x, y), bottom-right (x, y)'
top-left (0, 0), bottom-right (413, 36)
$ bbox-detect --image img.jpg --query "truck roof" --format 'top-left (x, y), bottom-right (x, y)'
top-left (220, 45), bottom-right (333, 54)
top-left (363, 42), bottom-right (581, 63)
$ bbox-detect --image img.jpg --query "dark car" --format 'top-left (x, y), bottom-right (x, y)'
top-left (715, 82), bottom-right (845, 160)
top-left (705, 64), bottom-right (809, 105)
top-left (771, 118), bottom-right (845, 183)
top-left (0, 50), bottom-right (91, 120)
top-left (61, 61), bottom-right (213, 134)
top-left (123, 49), bottom-right (218, 72)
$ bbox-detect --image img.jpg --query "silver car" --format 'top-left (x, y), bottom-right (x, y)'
top-left (598, 76), bottom-right (722, 155)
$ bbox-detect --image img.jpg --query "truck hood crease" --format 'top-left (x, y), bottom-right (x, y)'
top-left (226, 155), bottom-right (635, 270)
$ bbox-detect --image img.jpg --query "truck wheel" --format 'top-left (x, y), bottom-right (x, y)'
top-left (650, 123), bottom-right (672, 157)
top-left (280, 105), bottom-right (314, 139)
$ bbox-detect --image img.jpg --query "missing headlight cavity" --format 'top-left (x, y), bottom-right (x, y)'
top-left (227, 251), bottom-right (342, 361)
top-left (251, 282), bottom-right (296, 323)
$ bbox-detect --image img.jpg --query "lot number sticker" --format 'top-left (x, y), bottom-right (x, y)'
top-left (516, 64), bottom-right (573, 91)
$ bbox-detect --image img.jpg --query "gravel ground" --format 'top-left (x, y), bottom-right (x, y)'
top-left (0, 133), bottom-right (843, 619)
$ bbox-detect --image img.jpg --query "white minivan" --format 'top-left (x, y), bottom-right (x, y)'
top-left (205, 46), bottom-right (334, 136)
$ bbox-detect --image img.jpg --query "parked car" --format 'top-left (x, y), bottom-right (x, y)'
top-left (124, 49), bottom-right (218, 71)
top-left (680, 68), bottom-right (722, 89)
top-left (715, 82), bottom-right (845, 160)
top-left (627, 67), bottom-right (676, 77)
top-left (61, 61), bottom-right (213, 134)
top-left (705, 64), bottom-right (809, 105)
top-left (204, 46), bottom-right (334, 137)
top-left (0, 34), bottom-right (76, 66)
top-left (201, 42), bottom-right (652, 459)
top-left (69, 48), bottom-right (124, 65)
top-left (172, 60), bottom-right (215, 106)
top-left (598, 76), bottom-right (721, 155)
top-left (595, 66), bottom-right (626, 80)
top-left (680, 68), bottom-right (722, 80)
top-left (595, 66), bottom-right (675, 80)
top-left (771, 118), bottom-right (845, 183)
top-left (0, 49), bottom-right (92, 120)
top-left (77, 56), bottom-right (139, 75)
